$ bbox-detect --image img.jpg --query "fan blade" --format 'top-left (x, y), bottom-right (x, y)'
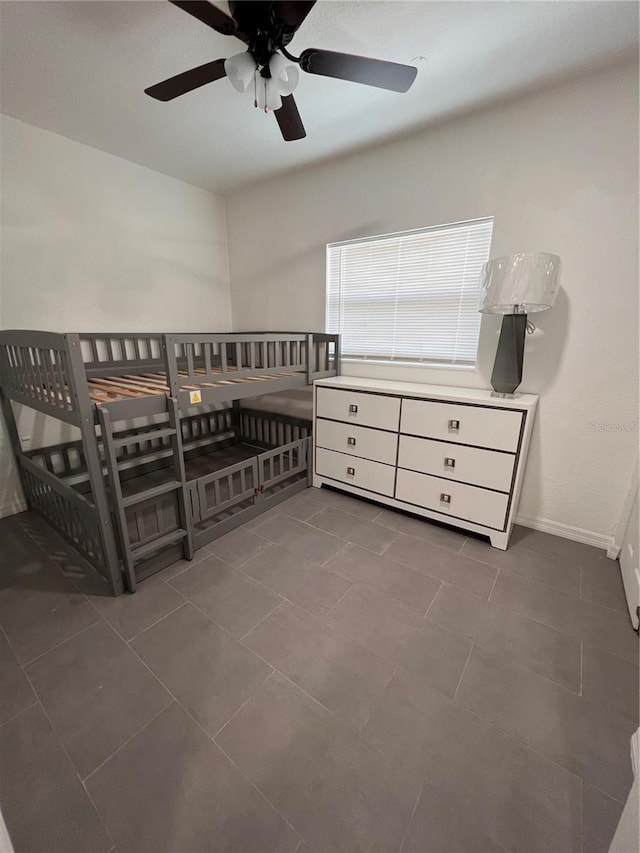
top-left (145, 59), bottom-right (226, 101)
top-left (273, 1), bottom-right (316, 30)
top-left (299, 48), bottom-right (417, 93)
top-left (274, 95), bottom-right (306, 141)
top-left (169, 1), bottom-right (239, 36)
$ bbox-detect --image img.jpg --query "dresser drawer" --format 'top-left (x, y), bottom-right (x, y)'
top-left (398, 435), bottom-right (515, 493)
top-left (316, 419), bottom-right (398, 466)
top-left (400, 398), bottom-right (523, 452)
top-left (315, 448), bottom-right (396, 497)
top-left (395, 468), bottom-right (509, 530)
top-left (316, 387), bottom-right (400, 432)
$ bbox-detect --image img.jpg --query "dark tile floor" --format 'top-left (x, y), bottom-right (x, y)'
top-left (0, 486), bottom-right (638, 853)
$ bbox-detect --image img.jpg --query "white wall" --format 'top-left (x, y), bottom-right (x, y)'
top-left (0, 115), bottom-right (231, 517)
top-left (226, 61), bottom-right (639, 546)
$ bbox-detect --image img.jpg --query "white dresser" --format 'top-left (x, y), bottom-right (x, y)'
top-left (312, 376), bottom-right (538, 549)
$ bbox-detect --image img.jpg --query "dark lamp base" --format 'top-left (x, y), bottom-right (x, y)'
top-left (490, 314), bottom-right (527, 396)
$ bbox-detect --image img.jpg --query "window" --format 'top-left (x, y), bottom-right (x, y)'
top-left (326, 217), bottom-right (493, 368)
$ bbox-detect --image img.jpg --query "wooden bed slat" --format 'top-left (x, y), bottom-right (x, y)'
top-left (85, 367), bottom-right (299, 403)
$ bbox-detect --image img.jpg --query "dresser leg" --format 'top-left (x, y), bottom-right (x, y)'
top-left (489, 531), bottom-right (510, 550)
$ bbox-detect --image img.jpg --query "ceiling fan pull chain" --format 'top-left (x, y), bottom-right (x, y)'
top-left (253, 71), bottom-right (258, 108)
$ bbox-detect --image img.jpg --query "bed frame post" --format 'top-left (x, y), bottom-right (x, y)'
top-left (0, 386), bottom-right (32, 511)
top-left (167, 396), bottom-right (194, 561)
top-left (334, 334), bottom-right (341, 376)
top-left (306, 334), bottom-right (314, 384)
top-left (65, 334), bottom-right (124, 596)
top-left (231, 400), bottom-right (241, 442)
top-left (162, 334), bottom-right (180, 398)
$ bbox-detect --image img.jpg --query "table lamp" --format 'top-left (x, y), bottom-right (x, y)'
top-left (479, 252), bottom-right (560, 396)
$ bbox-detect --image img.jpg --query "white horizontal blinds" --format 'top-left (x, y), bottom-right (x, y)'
top-left (326, 217), bottom-right (493, 366)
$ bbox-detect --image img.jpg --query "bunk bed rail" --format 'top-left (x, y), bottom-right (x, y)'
top-left (0, 331), bottom-right (340, 416)
top-left (165, 333), bottom-right (309, 393)
top-left (79, 333), bottom-right (164, 378)
top-left (0, 330), bottom-right (79, 423)
top-left (308, 333), bottom-right (340, 380)
top-left (18, 456), bottom-right (106, 573)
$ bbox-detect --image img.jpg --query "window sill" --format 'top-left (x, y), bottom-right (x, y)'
top-left (339, 357), bottom-right (477, 373)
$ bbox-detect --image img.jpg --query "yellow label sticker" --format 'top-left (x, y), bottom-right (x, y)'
top-left (189, 390), bottom-right (202, 405)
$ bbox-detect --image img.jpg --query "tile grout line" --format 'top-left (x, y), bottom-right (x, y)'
top-left (212, 737), bottom-right (300, 839)
top-left (378, 531), bottom-right (400, 556)
top-left (81, 700), bottom-right (177, 785)
top-left (320, 583), bottom-right (355, 620)
top-left (154, 545), bottom-right (218, 583)
top-left (449, 679), bottom-right (626, 803)
top-left (580, 778), bottom-right (585, 853)
top-left (125, 600), bottom-right (191, 643)
top-left (487, 567), bottom-right (501, 602)
top-left (0, 700), bottom-right (40, 729)
top-left (359, 666), bottom-right (398, 736)
top-left (459, 543), bottom-right (624, 610)
top-left (397, 782), bottom-right (423, 853)
top-left (239, 599), bottom-right (287, 643)
top-left (579, 564), bottom-right (583, 599)
top-left (419, 589), bottom-right (587, 695)
top-left (452, 642), bottom-right (475, 701)
top-left (230, 628), bottom-right (393, 754)
top-left (497, 565), bottom-right (632, 619)
top-left (319, 539), bottom-right (351, 567)
top-left (19, 615), bottom-right (104, 669)
top-left (230, 556), bottom-right (355, 626)
top-left (485, 571), bottom-right (637, 665)
top-left (422, 580), bottom-right (444, 619)
top-left (579, 640), bottom-right (584, 697)
top-left (462, 636), bottom-right (582, 696)
top-left (210, 669), bottom-right (276, 741)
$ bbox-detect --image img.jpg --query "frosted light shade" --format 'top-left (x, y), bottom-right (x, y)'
top-left (257, 75), bottom-right (282, 111)
top-left (479, 253), bottom-right (560, 315)
top-left (224, 52), bottom-right (257, 93)
top-left (269, 53), bottom-right (299, 95)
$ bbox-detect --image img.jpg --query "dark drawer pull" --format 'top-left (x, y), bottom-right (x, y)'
top-left (448, 419), bottom-right (460, 430)
top-left (349, 404), bottom-right (358, 414)
top-left (347, 437), bottom-right (356, 446)
top-left (347, 467), bottom-right (355, 476)
top-left (444, 457), bottom-right (456, 469)
top-left (440, 493), bottom-right (451, 504)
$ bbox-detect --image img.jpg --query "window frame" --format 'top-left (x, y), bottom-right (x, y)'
top-left (325, 217), bottom-right (494, 371)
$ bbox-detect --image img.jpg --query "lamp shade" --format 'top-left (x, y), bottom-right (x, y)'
top-left (224, 51), bottom-right (257, 93)
top-left (479, 253), bottom-right (560, 315)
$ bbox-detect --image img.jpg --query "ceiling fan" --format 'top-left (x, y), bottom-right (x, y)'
top-left (145, 1), bottom-right (418, 141)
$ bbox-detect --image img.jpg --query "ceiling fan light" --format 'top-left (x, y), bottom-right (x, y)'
top-left (257, 75), bottom-right (283, 112)
top-left (269, 52), bottom-right (300, 96)
top-left (224, 51), bottom-right (257, 93)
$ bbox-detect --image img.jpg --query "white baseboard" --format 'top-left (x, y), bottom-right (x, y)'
top-left (515, 512), bottom-right (615, 556)
top-left (0, 498), bottom-right (27, 520)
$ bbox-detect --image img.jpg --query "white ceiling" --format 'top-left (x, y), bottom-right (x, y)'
top-left (0, 1), bottom-right (637, 193)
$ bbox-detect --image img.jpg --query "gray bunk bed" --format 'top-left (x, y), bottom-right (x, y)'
top-left (0, 330), bottom-right (340, 595)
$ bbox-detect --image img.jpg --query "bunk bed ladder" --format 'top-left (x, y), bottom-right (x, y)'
top-left (97, 399), bottom-right (193, 592)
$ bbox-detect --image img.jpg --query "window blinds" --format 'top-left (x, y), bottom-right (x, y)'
top-left (326, 217), bottom-right (494, 366)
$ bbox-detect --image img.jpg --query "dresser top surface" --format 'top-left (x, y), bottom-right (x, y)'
top-left (315, 375), bottom-right (538, 410)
